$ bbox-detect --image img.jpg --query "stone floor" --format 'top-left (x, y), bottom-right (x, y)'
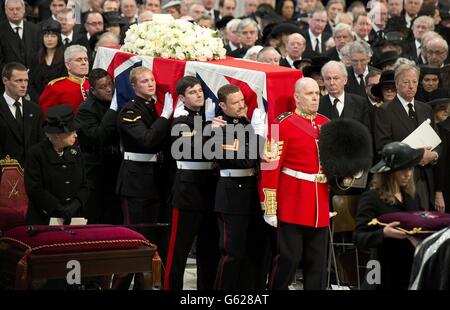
top-left (182, 258), bottom-right (305, 290)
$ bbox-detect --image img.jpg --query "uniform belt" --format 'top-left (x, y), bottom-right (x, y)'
top-left (220, 168), bottom-right (255, 177)
top-left (176, 161), bottom-right (214, 170)
top-left (124, 152), bottom-right (157, 162)
top-left (281, 167), bottom-right (327, 183)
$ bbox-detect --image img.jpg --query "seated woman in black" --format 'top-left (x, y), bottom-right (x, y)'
top-left (25, 104), bottom-right (88, 225)
top-left (354, 142), bottom-right (423, 290)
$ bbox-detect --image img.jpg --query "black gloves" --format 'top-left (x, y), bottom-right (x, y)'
top-left (59, 200), bottom-right (81, 223)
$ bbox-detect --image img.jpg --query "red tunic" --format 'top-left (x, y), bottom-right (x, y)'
top-left (39, 75), bottom-right (89, 115)
top-left (259, 111), bottom-right (330, 228)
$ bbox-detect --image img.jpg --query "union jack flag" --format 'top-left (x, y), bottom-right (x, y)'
top-left (93, 47), bottom-right (302, 123)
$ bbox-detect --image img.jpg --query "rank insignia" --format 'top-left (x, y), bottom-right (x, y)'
top-left (222, 138), bottom-right (239, 151)
top-left (181, 129), bottom-right (196, 137)
top-left (122, 116), bottom-right (142, 122)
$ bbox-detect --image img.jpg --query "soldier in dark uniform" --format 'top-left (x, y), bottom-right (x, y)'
top-left (213, 84), bottom-right (269, 290)
top-left (116, 66), bottom-right (173, 243)
top-left (164, 76), bottom-right (220, 290)
top-left (24, 104), bottom-right (88, 225)
top-left (76, 68), bottom-right (122, 224)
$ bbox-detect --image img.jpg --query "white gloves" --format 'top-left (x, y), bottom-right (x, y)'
top-left (251, 108), bottom-right (267, 137)
top-left (204, 97), bottom-right (216, 122)
top-left (173, 99), bottom-right (188, 118)
top-left (264, 215), bottom-right (277, 227)
top-left (110, 91), bottom-right (118, 111)
top-left (161, 92), bottom-right (174, 119)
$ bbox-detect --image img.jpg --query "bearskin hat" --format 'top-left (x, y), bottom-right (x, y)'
top-left (318, 118), bottom-right (373, 178)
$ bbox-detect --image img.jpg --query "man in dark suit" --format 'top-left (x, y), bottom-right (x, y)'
top-left (0, 0), bottom-right (40, 75)
top-left (203, 0), bottom-right (219, 21)
top-left (319, 60), bottom-right (371, 130)
top-left (301, 9), bottom-right (331, 55)
top-left (375, 62), bottom-right (440, 211)
top-left (57, 8), bottom-right (84, 48)
top-left (279, 33), bottom-right (306, 69)
top-left (0, 62), bottom-right (45, 166)
top-left (345, 40), bottom-right (375, 98)
top-left (367, 1), bottom-right (388, 43)
top-left (402, 16), bottom-right (434, 64)
top-left (325, 23), bottom-right (354, 62)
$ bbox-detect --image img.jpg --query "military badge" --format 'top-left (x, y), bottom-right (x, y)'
top-left (263, 139), bottom-right (283, 162)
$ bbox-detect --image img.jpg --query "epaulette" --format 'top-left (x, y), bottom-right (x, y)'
top-left (47, 76), bottom-right (67, 86)
top-left (275, 112), bottom-right (292, 123)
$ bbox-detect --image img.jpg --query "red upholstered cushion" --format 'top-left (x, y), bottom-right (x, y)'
top-left (1, 225), bottom-right (150, 254)
top-left (379, 211), bottom-right (450, 234)
top-left (0, 208), bottom-right (27, 232)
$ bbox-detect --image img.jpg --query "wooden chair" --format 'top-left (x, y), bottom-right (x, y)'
top-left (327, 195), bottom-right (361, 289)
top-left (0, 156), bottom-right (28, 233)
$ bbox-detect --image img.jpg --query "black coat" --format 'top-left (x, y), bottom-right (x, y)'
top-left (279, 57), bottom-right (293, 69)
top-left (436, 119), bottom-right (450, 213)
top-left (354, 189), bottom-right (419, 289)
top-left (24, 139), bottom-right (89, 225)
top-left (214, 115), bottom-right (261, 215)
top-left (76, 94), bottom-right (122, 223)
top-left (301, 29), bottom-right (331, 55)
top-left (0, 20), bottom-right (40, 71)
top-left (170, 108), bottom-right (217, 211)
top-left (116, 96), bottom-right (171, 198)
top-left (318, 93), bottom-right (371, 130)
top-left (345, 67), bottom-right (375, 98)
top-left (374, 96), bottom-right (440, 208)
top-left (0, 97), bottom-right (45, 166)
top-left (324, 47), bottom-right (340, 61)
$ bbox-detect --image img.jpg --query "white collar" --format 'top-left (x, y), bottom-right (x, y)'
top-left (397, 94), bottom-right (415, 110)
top-left (3, 92), bottom-right (23, 107)
top-left (308, 28), bottom-right (321, 42)
top-left (415, 39), bottom-right (421, 49)
top-left (62, 31), bottom-right (74, 41)
top-left (329, 92), bottom-right (345, 105)
top-left (354, 67), bottom-right (369, 79)
top-left (286, 55), bottom-right (301, 68)
top-left (9, 20), bottom-right (24, 31)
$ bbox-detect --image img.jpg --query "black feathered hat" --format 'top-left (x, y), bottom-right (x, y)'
top-left (318, 118), bottom-right (373, 178)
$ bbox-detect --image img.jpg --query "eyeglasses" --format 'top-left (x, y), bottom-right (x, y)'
top-left (427, 50), bottom-right (446, 56)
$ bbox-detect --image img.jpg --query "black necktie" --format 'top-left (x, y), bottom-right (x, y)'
top-left (407, 103), bottom-right (416, 119)
top-left (314, 38), bottom-right (320, 54)
top-left (14, 101), bottom-right (23, 131)
top-left (332, 98), bottom-right (340, 119)
top-left (358, 74), bottom-right (365, 88)
top-left (64, 38), bottom-right (70, 46)
top-left (15, 26), bottom-right (21, 39)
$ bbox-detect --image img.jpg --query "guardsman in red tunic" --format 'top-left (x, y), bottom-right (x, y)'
top-left (39, 45), bottom-right (89, 115)
top-left (260, 77), bottom-right (330, 290)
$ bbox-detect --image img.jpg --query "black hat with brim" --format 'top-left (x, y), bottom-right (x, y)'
top-left (370, 142), bottom-right (424, 173)
top-left (43, 104), bottom-right (81, 134)
top-left (301, 55), bottom-right (331, 77)
top-left (427, 88), bottom-right (450, 108)
top-left (371, 69), bottom-right (396, 100)
top-left (372, 51), bottom-right (399, 69)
